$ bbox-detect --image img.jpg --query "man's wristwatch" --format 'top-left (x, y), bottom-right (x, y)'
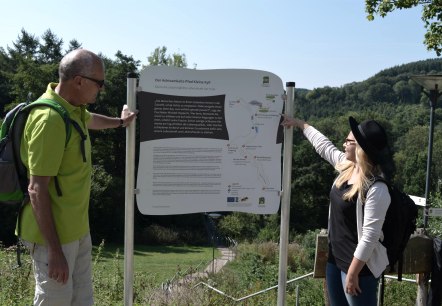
top-left (118, 118), bottom-right (124, 127)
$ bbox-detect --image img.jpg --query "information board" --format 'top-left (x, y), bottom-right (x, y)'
top-left (136, 67), bottom-right (284, 215)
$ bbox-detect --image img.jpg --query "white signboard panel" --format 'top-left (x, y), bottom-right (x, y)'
top-left (429, 208), bottom-right (442, 217)
top-left (409, 195), bottom-right (426, 207)
top-left (136, 67), bottom-right (284, 215)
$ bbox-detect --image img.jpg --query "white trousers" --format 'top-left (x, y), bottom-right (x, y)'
top-left (24, 233), bottom-right (93, 306)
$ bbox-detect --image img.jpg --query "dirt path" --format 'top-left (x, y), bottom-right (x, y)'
top-left (181, 247), bottom-right (236, 282)
top-left (153, 247), bottom-right (236, 304)
top-left (160, 247), bottom-right (236, 287)
top-left (205, 247), bottom-right (236, 274)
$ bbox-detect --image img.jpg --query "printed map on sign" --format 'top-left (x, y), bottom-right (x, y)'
top-left (136, 67), bottom-right (284, 215)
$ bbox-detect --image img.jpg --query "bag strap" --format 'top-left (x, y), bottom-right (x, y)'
top-left (11, 99), bottom-right (71, 197)
top-left (363, 177), bottom-right (405, 280)
top-left (70, 119), bottom-right (87, 162)
top-left (361, 176), bottom-right (390, 207)
top-left (22, 99), bottom-right (72, 147)
top-left (30, 99), bottom-right (88, 162)
top-left (14, 98), bottom-right (87, 199)
top-left (15, 196), bottom-right (29, 267)
top-left (24, 98), bottom-right (87, 158)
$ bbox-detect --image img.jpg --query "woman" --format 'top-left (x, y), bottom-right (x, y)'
top-left (281, 116), bottom-right (391, 306)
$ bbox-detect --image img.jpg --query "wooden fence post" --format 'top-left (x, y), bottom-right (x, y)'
top-left (416, 272), bottom-right (430, 306)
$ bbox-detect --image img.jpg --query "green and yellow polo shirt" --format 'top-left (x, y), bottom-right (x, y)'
top-left (19, 83), bottom-right (92, 245)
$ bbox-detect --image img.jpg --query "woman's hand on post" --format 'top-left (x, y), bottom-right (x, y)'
top-left (281, 115), bottom-right (308, 130)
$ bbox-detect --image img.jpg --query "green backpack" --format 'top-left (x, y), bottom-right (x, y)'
top-left (0, 97), bottom-right (86, 265)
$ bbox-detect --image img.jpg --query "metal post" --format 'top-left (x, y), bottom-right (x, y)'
top-left (377, 281), bottom-right (382, 306)
top-left (124, 72), bottom-right (137, 306)
top-left (423, 89), bottom-right (438, 228)
top-left (277, 82), bottom-right (295, 306)
top-left (417, 88), bottom-right (439, 306)
top-left (212, 239), bottom-right (215, 273)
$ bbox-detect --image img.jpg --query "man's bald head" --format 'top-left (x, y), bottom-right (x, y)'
top-left (58, 49), bottom-right (104, 82)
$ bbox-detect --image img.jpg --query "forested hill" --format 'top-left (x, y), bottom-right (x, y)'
top-left (1, 28), bottom-right (442, 242)
top-left (278, 58), bottom-right (442, 234)
top-left (295, 58), bottom-right (442, 119)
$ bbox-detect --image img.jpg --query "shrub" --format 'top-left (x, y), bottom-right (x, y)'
top-left (287, 242), bottom-right (311, 272)
top-left (140, 224), bottom-right (180, 245)
top-left (139, 224), bottom-right (208, 245)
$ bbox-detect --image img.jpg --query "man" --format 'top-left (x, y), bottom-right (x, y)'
top-left (18, 48), bottom-right (137, 305)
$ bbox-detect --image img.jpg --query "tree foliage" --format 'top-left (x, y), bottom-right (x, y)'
top-left (365, 0), bottom-right (442, 55)
top-left (146, 46), bottom-right (187, 68)
top-left (1, 28), bottom-right (442, 246)
top-left (0, 30), bottom-right (201, 246)
top-left (292, 59), bottom-right (442, 236)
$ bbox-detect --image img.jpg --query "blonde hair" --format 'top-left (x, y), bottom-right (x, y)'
top-left (335, 145), bottom-right (384, 201)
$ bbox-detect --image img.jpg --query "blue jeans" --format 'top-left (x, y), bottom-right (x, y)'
top-left (326, 262), bottom-right (379, 306)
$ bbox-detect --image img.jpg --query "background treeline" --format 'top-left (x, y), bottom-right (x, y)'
top-left (1, 29), bottom-right (442, 247)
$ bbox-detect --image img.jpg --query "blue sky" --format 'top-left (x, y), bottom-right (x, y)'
top-left (0, 0), bottom-right (434, 89)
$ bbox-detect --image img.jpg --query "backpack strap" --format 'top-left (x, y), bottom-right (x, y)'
top-left (22, 99), bottom-right (72, 148)
top-left (8, 103), bottom-right (32, 198)
top-left (30, 99), bottom-right (87, 162)
top-left (13, 99), bottom-right (71, 197)
top-left (15, 196), bottom-right (28, 267)
top-left (11, 97), bottom-right (87, 213)
top-left (362, 176), bottom-right (390, 206)
top-left (70, 119), bottom-right (87, 162)
top-left (364, 177), bottom-right (406, 279)
top-left (366, 176), bottom-right (388, 191)
top-left (7, 97), bottom-right (81, 267)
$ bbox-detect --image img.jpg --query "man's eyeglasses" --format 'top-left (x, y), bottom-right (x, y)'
top-left (344, 138), bottom-right (356, 146)
top-left (78, 75), bottom-right (105, 88)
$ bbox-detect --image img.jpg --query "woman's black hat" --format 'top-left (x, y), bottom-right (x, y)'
top-left (349, 116), bottom-right (388, 165)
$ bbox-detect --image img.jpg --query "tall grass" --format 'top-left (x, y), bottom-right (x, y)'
top-left (0, 244), bottom-right (34, 305)
top-left (198, 233), bottom-right (418, 305)
top-left (0, 234), bottom-right (423, 305)
top-left (0, 241), bottom-right (215, 305)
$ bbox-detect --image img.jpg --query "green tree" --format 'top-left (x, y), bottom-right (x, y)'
top-left (393, 80), bottom-right (412, 103)
top-left (7, 28), bottom-right (39, 61)
top-left (146, 46), bottom-right (187, 68)
top-left (66, 39), bottom-right (82, 53)
top-left (2, 29), bottom-right (62, 103)
top-left (0, 47), bottom-right (13, 113)
top-left (218, 212), bottom-right (264, 241)
top-left (0, 29), bottom-right (209, 245)
top-left (364, 82), bottom-right (396, 103)
top-left (87, 51), bottom-right (140, 243)
top-left (365, 0), bottom-right (442, 55)
top-left (11, 57), bottom-right (53, 102)
top-left (38, 29), bottom-right (63, 64)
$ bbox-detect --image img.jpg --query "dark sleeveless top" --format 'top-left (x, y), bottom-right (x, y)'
top-left (327, 181), bottom-right (372, 276)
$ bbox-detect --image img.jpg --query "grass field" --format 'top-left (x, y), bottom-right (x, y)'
top-left (1, 242), bottom-right (219, 305)
top-left (2, 241), bottom-right (420, 305)
top-left (93, 243), bottom-right (219, 283)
